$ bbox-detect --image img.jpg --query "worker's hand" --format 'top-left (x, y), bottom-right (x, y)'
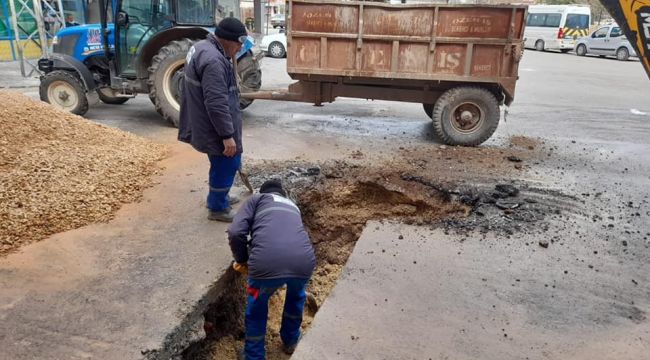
top-left (233, 262), bottom-right (248, 275)
top-left (223, 137), bottom-right (237, 157)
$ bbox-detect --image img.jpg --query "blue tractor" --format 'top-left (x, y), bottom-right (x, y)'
top-left (37, 0), bottom-right (262, 127)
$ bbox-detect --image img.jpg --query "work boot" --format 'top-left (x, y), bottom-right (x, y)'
top-left (281, 341), bottom-right (298, 355)
top-left (207, 208), bottom-right (235, 222)
top-left (205, 194), bottom-right (240, 209)
top-left (228, 194), bottom-right (240, 205)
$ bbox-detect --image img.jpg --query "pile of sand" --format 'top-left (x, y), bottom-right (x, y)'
top-left (0, 90), bottom-right (167, 255)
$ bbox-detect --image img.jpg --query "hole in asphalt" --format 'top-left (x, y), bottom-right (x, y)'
top-left (182, 164), bottom-right (468, 360)
top-left (182, 150), bottom-right (574, 359)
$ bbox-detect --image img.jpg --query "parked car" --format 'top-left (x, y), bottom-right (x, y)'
top-left (260, 32), bottom-right (287, 58)
top-left (271, 14), bottom-right (285, 28)
top-left (575, 24), bottom-right (638, 61)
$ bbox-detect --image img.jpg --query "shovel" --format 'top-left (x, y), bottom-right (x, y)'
top-left (238, 167), bottom-right (254, 193)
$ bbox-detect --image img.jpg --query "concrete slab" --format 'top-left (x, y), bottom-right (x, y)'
top-left (0, 61), bottom-right (40, 89)
top-left (0, 145), bottom-right (241, 360)
top-left (294, 220), bottom-right (650, 360)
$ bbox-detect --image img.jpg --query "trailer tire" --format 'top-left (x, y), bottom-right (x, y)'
top-left (39, 70), bottom-right (89, 116)
top-left (149, 38), bottom-right (193, 127)
top-left (431, 86), bottom-right (500, 146)
top-left (97, 88), bottom-right (130, 105)
top-left (237, 51), bottom-right (262, 110)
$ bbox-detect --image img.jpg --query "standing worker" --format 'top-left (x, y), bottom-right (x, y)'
top-left (178, 18), bottom-right (248, 222)
top-left (228, 179), bottom-right (316, 359)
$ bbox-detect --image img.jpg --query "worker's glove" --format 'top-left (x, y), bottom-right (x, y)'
top-left (233, 262), bottom-right (248, 275)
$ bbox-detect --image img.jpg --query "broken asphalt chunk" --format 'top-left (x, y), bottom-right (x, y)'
top-left (495, 184), bottom-right (520, 197)
top-left (495, 200), bottom-right (520, 210)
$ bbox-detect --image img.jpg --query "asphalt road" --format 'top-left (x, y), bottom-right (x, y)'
top-left (1, 49), bottom-right (649, 359)
top-left (9, 49), bottom-right (646, 146)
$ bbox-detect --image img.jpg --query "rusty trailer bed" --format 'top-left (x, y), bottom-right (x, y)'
top-left (286, 0), bottom-right (527, 105)
top-left (243, 1), bottom-right (529, 146)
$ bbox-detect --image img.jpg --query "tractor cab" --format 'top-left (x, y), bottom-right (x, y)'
top-left (38, 0), bottom-right (262, 127)
top-left (114, 0), bottom-right (213, 76)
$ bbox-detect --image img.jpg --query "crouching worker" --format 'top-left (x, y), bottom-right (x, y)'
top-left (227, 179), bottom-right (316, 359)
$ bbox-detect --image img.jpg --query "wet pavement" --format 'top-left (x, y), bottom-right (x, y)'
top-left (290, 51), bottom-right (650, 359)
top-left (294, 221), bottom-right (649, 360)
top-left (1, 49), bottom-right (649, 359)
top-left (0, 61), bottom-right (40, 89)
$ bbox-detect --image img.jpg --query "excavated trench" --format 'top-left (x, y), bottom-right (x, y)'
top-left (182, 164), bottom-right (470, 360)
top-left (181, 142), bottom-right (563, 359)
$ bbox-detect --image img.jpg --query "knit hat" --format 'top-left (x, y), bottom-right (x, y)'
top-left (259, 179), bottom-right (286, 197)
top-left (214, 17), bottom-right (247, 43)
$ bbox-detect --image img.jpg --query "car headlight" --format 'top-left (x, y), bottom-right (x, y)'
top-left (52, 36), bottom-right (58, 45)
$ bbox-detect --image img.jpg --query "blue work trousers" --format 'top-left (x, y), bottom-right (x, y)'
top-left (244, 277), bottom-right (309, 360)
top-left (207, 154), bottom-right (241, 211)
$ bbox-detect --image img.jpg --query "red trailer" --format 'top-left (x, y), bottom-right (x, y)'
top-left (244, 0), bottom-right (528, 146)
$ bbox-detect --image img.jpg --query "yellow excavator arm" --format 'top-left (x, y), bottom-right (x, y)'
top-left (599, 0), bottom-right (650, 77)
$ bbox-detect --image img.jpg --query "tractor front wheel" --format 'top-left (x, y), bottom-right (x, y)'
top-left (149, 38), bottom-right (193, 127)
top-left (39, 70), bottom-right (89, 116)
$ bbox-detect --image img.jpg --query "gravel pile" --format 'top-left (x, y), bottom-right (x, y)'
top-left (0, 90), bottom-right (167, 255)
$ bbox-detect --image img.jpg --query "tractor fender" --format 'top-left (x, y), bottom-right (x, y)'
top-left (135, 26), bottom-right (209, 79)
top-left (45, 53), bottom-right (97, 92)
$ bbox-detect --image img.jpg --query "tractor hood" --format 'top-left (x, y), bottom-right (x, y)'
top-left (53, 24), bottom-right (115, 61)
top-left (56, 24), bottom-right (113, 38)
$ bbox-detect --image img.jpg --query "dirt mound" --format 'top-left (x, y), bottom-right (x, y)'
top-left (509, 135), bottom-right (541, 150)
top-left (0, 90), bottom-right (166, 255)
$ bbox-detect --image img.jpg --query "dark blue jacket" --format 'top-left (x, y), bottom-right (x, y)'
top-left (178, 34), bottom-right (243, 155)
top-left (228, 193), bottom-right (316, 280)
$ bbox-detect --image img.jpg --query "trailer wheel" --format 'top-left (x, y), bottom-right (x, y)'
top-left (39, 70), bottom-right (89, 116)
top-left (97, 88), bottom-right (130, 105)
top-left (431, 86), bottom-right (500, 146)
top-left (149, 38), bottom-right (193, 127)
top-left (237, 51), bottom-right (262, 110)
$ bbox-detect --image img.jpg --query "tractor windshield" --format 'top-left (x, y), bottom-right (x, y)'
top-left (118, 0), bottom-right (174, 75)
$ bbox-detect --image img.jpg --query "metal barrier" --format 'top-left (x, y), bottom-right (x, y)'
top-left (8, 0), bottom-right (64, 76)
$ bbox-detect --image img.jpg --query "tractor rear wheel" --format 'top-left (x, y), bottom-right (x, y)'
top-left (237, 51), bottom-right (262, 110)
top-left (39, 70), bottom-right (89, 116)
top-left (149, 38), bottom-right (193, 127)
